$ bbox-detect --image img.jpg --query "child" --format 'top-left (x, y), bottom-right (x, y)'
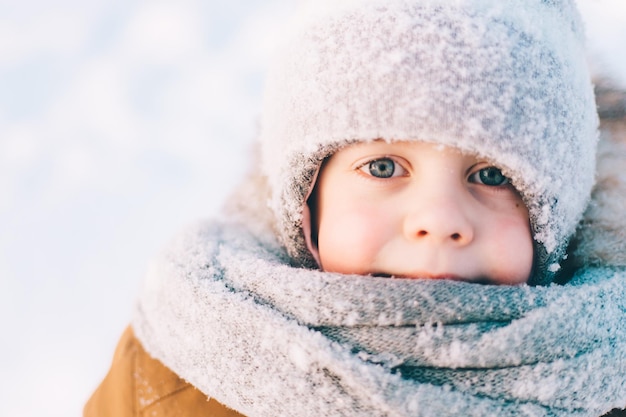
top-left (85, 0), bottom-right (626, 416)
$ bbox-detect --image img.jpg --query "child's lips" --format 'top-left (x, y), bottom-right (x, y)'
top-left (388, 272), bottom-right (494, 284)
top-left (395, 272), bottom-right (464, 281)
top-left (373, 271), bottom-right (465, 280)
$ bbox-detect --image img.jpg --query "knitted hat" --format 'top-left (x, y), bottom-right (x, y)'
top-left (258, 0), bottom-right (598, 285)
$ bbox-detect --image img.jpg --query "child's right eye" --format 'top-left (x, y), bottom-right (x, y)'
top-left (362, 158), bottom-right (404, 178)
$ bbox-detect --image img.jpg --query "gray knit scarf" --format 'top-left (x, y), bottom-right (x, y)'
top-left (133, 220), bottom-right (626, 417)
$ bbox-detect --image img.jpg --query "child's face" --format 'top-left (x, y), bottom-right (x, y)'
top-left (311, 141), bottom-right (534, 285)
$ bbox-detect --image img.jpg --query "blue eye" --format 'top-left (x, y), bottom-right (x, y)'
top-left (368, 158), bottom-right (396, 178)
top-left (472, 167), bottom-right (509, 186)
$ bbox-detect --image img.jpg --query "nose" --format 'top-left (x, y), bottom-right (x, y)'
top-left (403, 196), bottom-right (475, 246)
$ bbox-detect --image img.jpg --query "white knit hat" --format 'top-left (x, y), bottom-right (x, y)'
top-left (259, 0), bottom-right (598, 285)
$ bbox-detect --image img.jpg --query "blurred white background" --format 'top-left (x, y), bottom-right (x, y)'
top-left (0, 0), bottom-right (624, 415)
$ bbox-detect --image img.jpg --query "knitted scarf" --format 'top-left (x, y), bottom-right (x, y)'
top-left (133, 220), bottom-right (626, 417)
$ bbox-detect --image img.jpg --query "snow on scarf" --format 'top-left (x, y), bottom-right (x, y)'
top-left (133, 219), bottom-right (626, 417)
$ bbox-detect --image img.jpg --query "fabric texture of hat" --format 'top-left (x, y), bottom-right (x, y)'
top-left (258, 0), bottom-right (598, 285)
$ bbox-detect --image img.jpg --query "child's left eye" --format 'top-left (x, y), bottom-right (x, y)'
top-left (470, 167), bottom-right (509, 186)
top-left (361, 158), bottom-right (405, 178)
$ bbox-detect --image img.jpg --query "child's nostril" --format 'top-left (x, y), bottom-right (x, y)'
top-left (417, 230), bottom-right (428, 237)
top-left (451, 233), bottom-right (461, 241)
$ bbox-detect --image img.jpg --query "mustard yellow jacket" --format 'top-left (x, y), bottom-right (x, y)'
top-left (84, 327), bottom-right (245, 417)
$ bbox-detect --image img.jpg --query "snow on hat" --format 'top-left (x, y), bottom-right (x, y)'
top-left (258, 0), bottom-right (598, 285)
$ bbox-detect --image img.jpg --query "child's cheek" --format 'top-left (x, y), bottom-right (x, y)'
top-left (318, 205), bottom-right (389, 274)
top-left (483, 215), bottom-right (534, 284)
top-left (348, 205), bottom-right (390, 252)
top-left (471, 188), bottom-right (527, 214)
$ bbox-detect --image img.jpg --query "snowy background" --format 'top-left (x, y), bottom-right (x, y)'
top-left (0, 0), bottom-right (624, 415)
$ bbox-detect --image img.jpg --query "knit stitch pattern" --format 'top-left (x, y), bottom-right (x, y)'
top-left (133, 220), bottom-right (626, 417)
